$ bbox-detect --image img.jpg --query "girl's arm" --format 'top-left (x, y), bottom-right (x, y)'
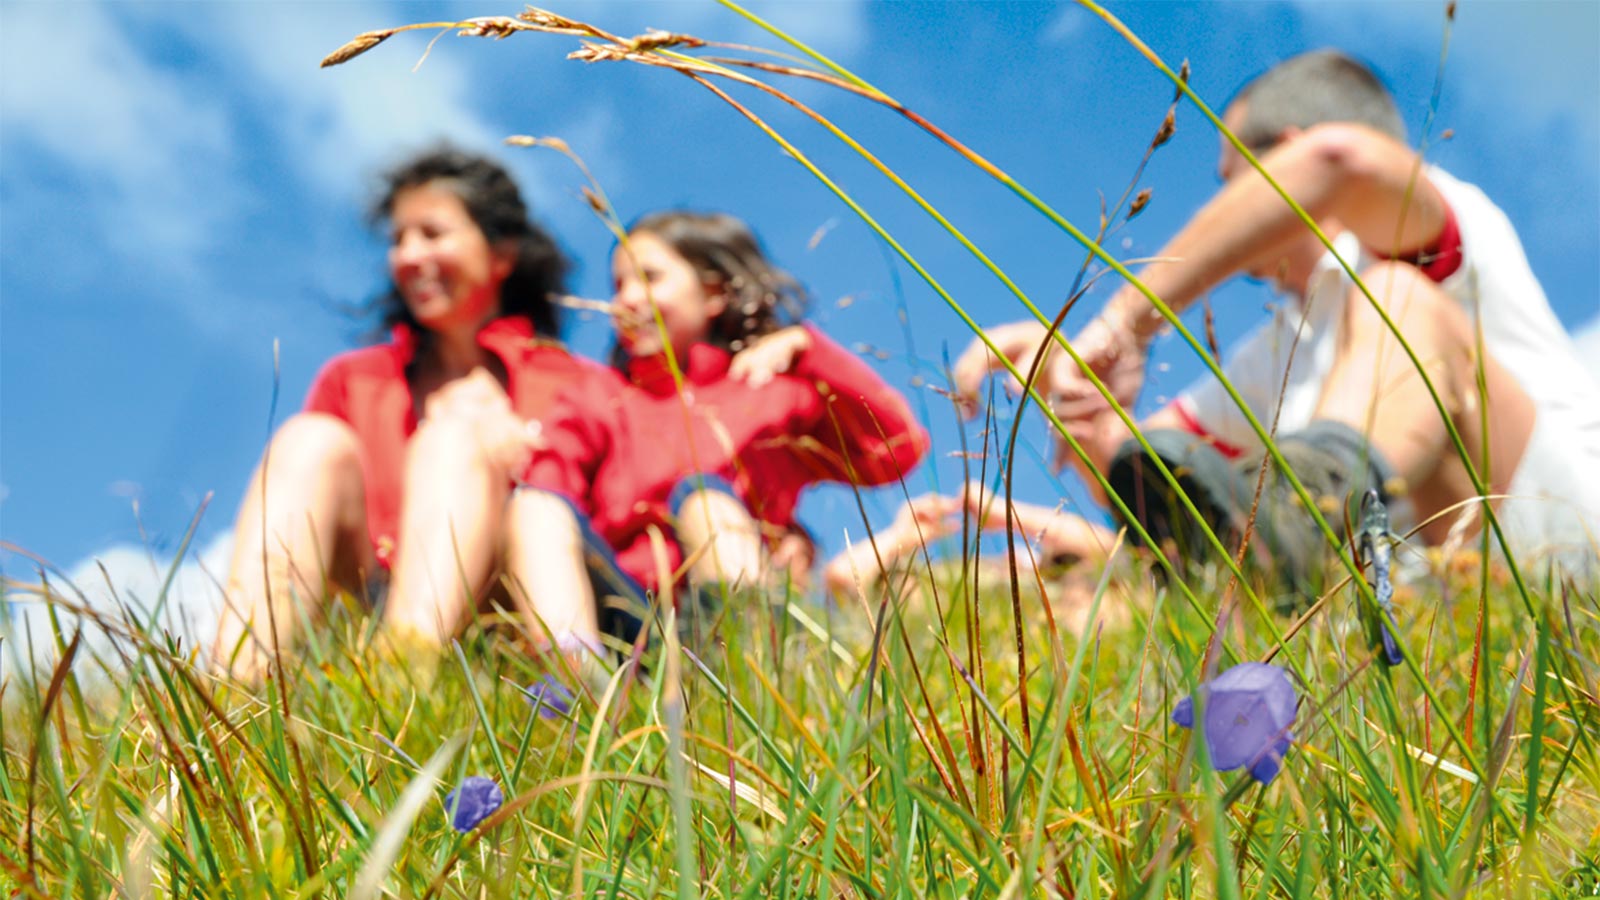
top-left (517, 374), bottom-right (618, 515)
top-left (788, 324), bottom-right (930, 485)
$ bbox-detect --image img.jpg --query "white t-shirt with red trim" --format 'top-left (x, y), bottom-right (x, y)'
top-left (1172, 166), bottom-right (1600, 566)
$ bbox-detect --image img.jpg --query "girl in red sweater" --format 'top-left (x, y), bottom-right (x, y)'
top-left (509, 211), bottom-right (929, 656)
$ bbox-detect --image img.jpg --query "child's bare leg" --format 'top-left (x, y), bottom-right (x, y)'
top-left (675, 488), bottom-right (764, 588)
top-left (212, 413), bottom-right (371, 680)
top-left (1314, 262), bottom-right (1535, 543)
top-left (503, 488), bottom-right (601, 654)
top-left (383, 416), bottom-right (513, 646)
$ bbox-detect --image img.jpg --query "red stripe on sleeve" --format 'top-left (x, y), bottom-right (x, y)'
top-left (1170, 401), bottom-right (1246, 460)
top-left (1384, 200), bottom-right (1463, 283)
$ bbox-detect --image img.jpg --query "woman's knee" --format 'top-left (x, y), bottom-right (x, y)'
top-left (266, 413), bottom-right (364, 481)
top-left (668, 475), bottom-right (746, 521)
top-left (507, 489), bottom-right (585, 553)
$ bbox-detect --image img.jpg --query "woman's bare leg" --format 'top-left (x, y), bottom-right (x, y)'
top-left (211, 413), bottom-right (372, 680)
top-left (503, 489), bottom-right (602, 654)
top-left (382, 415), bottom-right (513, 647)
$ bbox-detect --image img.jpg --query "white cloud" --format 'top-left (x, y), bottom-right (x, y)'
top-left (735, 0), bottom-right (869, 60)
top-left (590, 0), bottom-right (869, 60)
top-left (1285, 0), bottom-right (1598, 156)
top-left (122, 2), bottom-right (506, 203)
top-left (0, 1), bottom-right (593, 334)
top-left (0, 3), bottom-right (239, 283)
top-left (2, 533), bottom-right (232, 683)
top-left (1042, 6), bottom-right (1090, 44)
top-left (1575, 317), bottom-right (1600, 386)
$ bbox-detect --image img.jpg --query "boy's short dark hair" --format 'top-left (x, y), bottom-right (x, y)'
top-left (1230, 49), bottom-right (1406, 151)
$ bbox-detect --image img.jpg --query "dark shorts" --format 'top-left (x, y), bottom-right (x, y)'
top-left (520, 474), bottom-right (743, 651)
top-left (534, 492), bottom-right (653, 649)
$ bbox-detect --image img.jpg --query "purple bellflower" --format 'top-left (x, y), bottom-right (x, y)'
top-left (444, 776), bottom-right (503, 832)
top-left (519, 674), bottom-right (576, 720)
top-left (1172, 662), bottom-right (1297, 784)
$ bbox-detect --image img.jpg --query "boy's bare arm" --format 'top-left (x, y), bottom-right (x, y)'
top-left (1103, 122), bottom-right (1449, 339)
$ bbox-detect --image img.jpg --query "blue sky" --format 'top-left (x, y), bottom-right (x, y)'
top-left (3, 0), bottom-right (1597, 604)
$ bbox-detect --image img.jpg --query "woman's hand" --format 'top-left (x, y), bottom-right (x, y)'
top-left (423, 368), bottom-right (541, 480)
top-left (729, 326), bottom-right (812, 388)
top-left (423, 367), bottom-right (511, 421)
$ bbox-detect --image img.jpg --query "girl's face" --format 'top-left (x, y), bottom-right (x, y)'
top-left (387, 183), bottom-right (513, 334)
top-left (610, 231), bottom-right (726, 358)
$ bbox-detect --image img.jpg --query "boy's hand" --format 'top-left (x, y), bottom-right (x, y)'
top-left (951, 320), bottom-right (1058, 418)
top-left (730, 326), bottom-right (812, 388)
top-left (1047, 311), bottom-right (1149, 433)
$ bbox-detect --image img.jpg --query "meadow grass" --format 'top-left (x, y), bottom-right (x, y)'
top-left (4, 547), bottom-right (1599, 897)
top-left (6, 3), bottom-right (1600, 897)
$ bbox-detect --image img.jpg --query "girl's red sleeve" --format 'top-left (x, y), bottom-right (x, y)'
top-left (790, 323), bottom-right (929, 486)
top-left (518, 373), bottom-right (618, 518)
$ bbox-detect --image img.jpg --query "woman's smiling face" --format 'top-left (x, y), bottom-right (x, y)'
top-left (387, 182), bottom-right (513, 334)
top-left (610, 231), bottom-right (726, 358)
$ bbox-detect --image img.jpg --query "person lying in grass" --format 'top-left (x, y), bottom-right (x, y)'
top-left (955, 49), bottom-right (1600, 603)
top-left (210, 147), bottom-right (603, 680)
top-left (506, 211), bottom-right (930, 661)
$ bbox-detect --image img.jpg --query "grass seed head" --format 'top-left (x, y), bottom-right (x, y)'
top-left (320, 29), bottom-right (397, 68)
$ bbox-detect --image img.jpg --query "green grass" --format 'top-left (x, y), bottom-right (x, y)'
top-left (4, 552), bottom-right (1599, 897)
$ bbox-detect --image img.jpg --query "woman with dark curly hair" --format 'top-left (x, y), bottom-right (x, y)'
top-left (211, 146), bottom-right (600, 679)
top-left (506, 211), bottom-right (929, 662)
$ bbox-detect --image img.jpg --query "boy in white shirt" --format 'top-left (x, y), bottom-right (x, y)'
top-left (955, 50), bottom-right (1600, 599)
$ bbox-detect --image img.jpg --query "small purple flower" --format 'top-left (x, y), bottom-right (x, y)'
top-left (1172, 662), bottom-right (1297, 784)
top-left (519, 674), bottom-right (575, 720)
top-left (444, 776), bottom-right (503, 832)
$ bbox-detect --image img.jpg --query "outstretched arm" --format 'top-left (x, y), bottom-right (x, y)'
top-left (960, 480), bottom-right (1117, 565)
top-left (1101, 122), bottom-right (1449, 340)
top-left (823, 494), bottom-right (961, 595)
top-left (823, 484), bottom-right (1118, 596)
top-left (787, 324), bottom-right (931, 485)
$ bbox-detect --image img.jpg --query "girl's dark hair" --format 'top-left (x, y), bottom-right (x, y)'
top-left (627, 210), bottom-right (807, 353)
top-left (370, 145), bottom-right (568, 338)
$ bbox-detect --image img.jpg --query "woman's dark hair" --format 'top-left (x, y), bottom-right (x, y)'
top-left (626, 211), bottom-right (808, 354)
top-left (370, 145), bottom-right (568, 338)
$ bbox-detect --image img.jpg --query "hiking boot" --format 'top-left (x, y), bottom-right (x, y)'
top-left (1245, 422), bottom-right (1392, 603)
